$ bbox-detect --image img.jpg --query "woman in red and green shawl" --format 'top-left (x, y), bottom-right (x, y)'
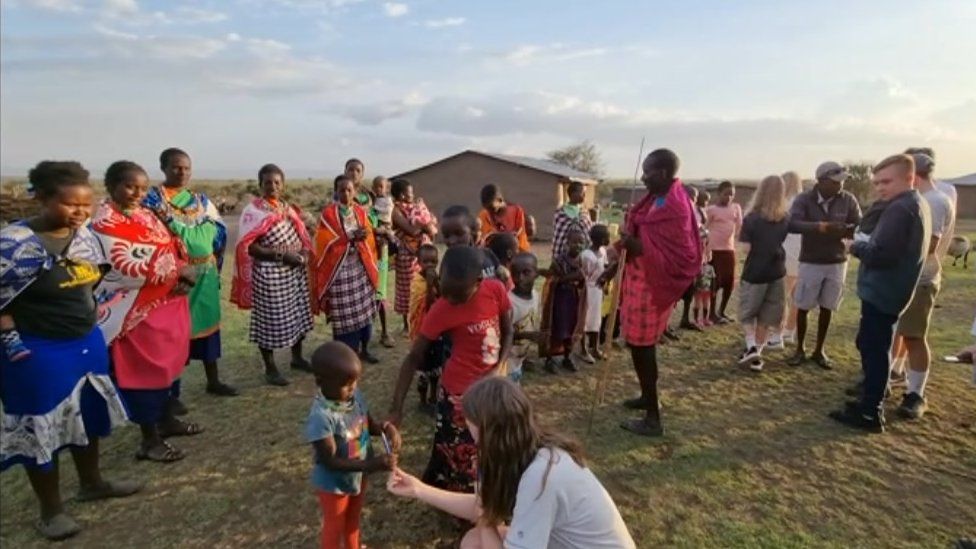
top-left (142, 148), bottom-right (238, 405)
top-left (93, 161), bottom-right (201, 462)
top-left (312, 175), bottom-right (380, 363)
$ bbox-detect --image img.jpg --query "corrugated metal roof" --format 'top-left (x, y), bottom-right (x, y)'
top-left (944, 173), bottom-right (976, 186)
top-left (473, 151), bottom-right (601, 182)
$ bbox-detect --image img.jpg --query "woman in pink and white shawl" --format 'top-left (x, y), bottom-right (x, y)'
top-left (617, 149), bottom-right (701, 437)
top-left (230, 164), bottom-right (314, 387)
top-left (92, 161), bottom-right (199, 463)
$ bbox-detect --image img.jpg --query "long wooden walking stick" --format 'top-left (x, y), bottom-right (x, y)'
top-left (587, 138), bottom-right (644, 435)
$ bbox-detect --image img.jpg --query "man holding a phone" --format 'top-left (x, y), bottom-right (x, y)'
top-left (786, 161), bottom-right (863, 370)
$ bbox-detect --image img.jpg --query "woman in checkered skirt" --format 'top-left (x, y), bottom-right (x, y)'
top-left (231, 164), bottom-right (314, 386)
top-left (312, 175), bottom-right (381, 363)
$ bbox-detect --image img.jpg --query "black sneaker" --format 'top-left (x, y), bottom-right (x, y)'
top-left (738, 346), bottom-right (760, 364)
top-left (359, 351), bottom-right (380, 365)
top-left (561, 357), bottom-right (579, 373)
top-left (544, 358), bottom-right (559, 375)
top-left (828, 407), bottom-right (885, 434)
top-left (897, 392), bottom-right (927, 420)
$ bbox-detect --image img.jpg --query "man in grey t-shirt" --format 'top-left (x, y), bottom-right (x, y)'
top-left (889, 153), bottom-right (954, 420)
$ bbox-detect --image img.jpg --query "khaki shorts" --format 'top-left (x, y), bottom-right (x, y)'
top-left (738, 278), bottom-right (786, 327)
top-left (794, 262), bottom-right (846, 311)
top-left (896, 284), bottom-right (940, 339)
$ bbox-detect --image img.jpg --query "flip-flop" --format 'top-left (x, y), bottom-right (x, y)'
top-left (620, 418), bottom-right (664, 437)
top-left (35, 513), bottom-right (81, 541)
top-left (135, 441), bottom-right (185, 463)
top-left (159, 420), bottom-right (205, 438)
top-left (76, 479), bottom-right (143, 502)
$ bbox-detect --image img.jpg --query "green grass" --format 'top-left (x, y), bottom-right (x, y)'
top-left (2, 223), bottom-right (975, 548)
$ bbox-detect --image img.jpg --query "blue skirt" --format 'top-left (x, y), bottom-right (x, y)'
top-left (189, 330), bottom-right (221, 362)
top-left (1, 327), bottom-right (129, 472)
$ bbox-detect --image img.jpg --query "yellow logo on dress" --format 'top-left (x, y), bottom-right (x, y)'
top-left (60, 261), bottom-right (101, 288)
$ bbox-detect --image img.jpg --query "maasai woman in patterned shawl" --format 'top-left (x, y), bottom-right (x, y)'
top-left (143, 147), bottom-right (237, 401)
top-left (391, 177), bottom-right (437, 334)
top-left (313, 175), bottom-right (380, 363)
top-left (478, 183), bottom-right (531, 252)
top-left (93, 161), bottom-right (199, 463)
top-left (618, 149), bottom-right (701, 438)
top-left (231, 164), bottom-right (313, 387)
top-left (1, 161), bottom-right (139, 541)
top-left (551, 180), bottom-right (593, 259)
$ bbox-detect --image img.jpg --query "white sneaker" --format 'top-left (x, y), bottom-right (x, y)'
top-left (782, 330), bottom-right (795, 345)
top-left (749, 358), bottom-right (765, 372)
top-left (577, 351), bottom-right (596, 365)
top-left (765, 338), bottom-right (785, 351)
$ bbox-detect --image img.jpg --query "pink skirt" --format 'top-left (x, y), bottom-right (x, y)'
top-left (111, 297), bottom-right (191, 390)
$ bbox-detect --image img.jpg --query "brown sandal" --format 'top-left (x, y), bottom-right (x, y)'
top-left (159, 419), bottom-right (205, 438)
top-left (136, 441), bottom-right (185, 463)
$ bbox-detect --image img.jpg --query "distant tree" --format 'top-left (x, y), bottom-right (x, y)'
top-left (843, 161), bottom-right (874, 205)
top-left (547, 140), bottom-right (604, 177)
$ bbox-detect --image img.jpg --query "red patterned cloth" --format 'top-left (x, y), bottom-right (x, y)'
top-left (620, 181), bottom-right (701, 346)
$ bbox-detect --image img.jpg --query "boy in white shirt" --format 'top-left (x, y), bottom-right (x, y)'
top-left (508, 252), bottom-right (541, 383)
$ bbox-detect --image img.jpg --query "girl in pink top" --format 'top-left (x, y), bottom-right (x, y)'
top-left (705, 181), bottom-right (742, 323)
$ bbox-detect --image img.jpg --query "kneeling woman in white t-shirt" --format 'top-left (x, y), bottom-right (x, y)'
top-left (387, 377), bottom-right (635, 549)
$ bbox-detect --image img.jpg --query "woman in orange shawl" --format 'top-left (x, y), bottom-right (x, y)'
top-left (312, 175), bottom-right (380, 363)
top-left (478, 184), bottom-right (531, 252)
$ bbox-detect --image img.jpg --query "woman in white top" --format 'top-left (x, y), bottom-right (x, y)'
top-left (779, 171), bottom-right (804, 345)
top-left (387, 377), bottom-right (636, 549)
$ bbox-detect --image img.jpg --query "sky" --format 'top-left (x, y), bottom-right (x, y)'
top-left (2, 0), bottom-right (975, 180)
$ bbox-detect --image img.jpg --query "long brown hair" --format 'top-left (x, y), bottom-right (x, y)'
top-left (461, 377), bottom-right (584, 526)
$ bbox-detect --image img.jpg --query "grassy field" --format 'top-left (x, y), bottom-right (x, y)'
top-left (1, 222), bottom-right (974, 548)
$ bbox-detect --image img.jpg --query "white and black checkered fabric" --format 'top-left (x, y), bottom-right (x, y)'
top-left (551, 208), bottom-right (593, 258)
top-left (248, 220), bottom-right (314, 349)
top-left (326, 250), bottom-right (376, 335)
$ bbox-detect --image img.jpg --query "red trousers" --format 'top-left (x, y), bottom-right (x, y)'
top-left (317, 485), bottom-right (365, 549)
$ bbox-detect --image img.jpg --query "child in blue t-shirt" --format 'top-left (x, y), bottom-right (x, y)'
top-left (305, 341), bottom-right (401, 549)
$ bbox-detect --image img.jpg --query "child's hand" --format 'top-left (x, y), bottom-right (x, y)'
top-left (367, 454), bottom-right (396, 473)
top-left (387, 467), bottom-right (424, 499)
top-left (383, 423), bottom-right (402, 454)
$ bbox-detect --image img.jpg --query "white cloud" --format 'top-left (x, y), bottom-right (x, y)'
top-left (102, 0), bottom-right (138, 16)
top-left (382, 2), bottom-right (408, 17)
top-left (425, 17), bottom-right (465, 28)
top-left (17, 0), bottom-right (82, 12)
top-left (339, 92), bottom-right (428, 125)
top-left (174, 7), bottom-right (228, 23)
top-left (500, 43), bottom-right (609, 66)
